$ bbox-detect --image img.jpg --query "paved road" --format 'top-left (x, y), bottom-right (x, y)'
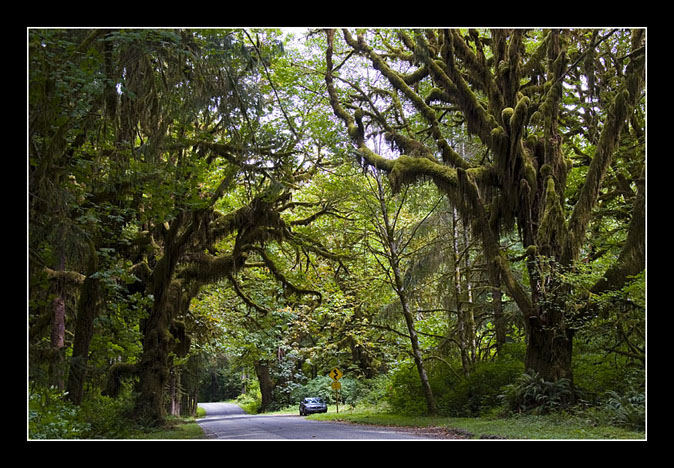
top-left (197, 402), bottom-right (439, 440)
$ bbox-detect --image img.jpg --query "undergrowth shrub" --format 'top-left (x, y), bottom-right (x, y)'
top-left (500, 370), bottom-right (576, 414)
top-left (441, 358), bottom-right (523, 416)
top-left (572, 353), bottom-right (636, 403)
top-left (603, 389), bottom-right (645, 431)
top-left (290, 375), bottom-right (333, 404)
top-left (29, 384), bottom-right (137, 439)
top-left (78, 389), bottom-right (135, 438)
top-left (385, 362), bottom-right (433, 415)
top-left (236, 379), bottom-right (262, 414)
top-left (386, 345), bottom-right (524, 416)
top-left (29, 386), bottom-right (90, 439)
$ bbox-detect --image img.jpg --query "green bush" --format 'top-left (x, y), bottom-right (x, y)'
top-left (385, 362), bottom-right (430, 415)
top-left (236, 391), bottom-right (262, 414)
top-left (290, 375), bottom-right (333, 403)
top-left (572, 353), bottom-right (636, 402)
top-left (603, 389), bottom-right (645, 431)
top-left (441, 359), bottom-right (523, 416)
top-left (236, 379), bottom-right (262, 414)
top-left (78, 389), bottom-right (135, 438)
top-left (500, 370), bottom-right (575, 414)
top-left (29, 384), bottom-right (143, 439)
top-left (386, 351), bottom-right (524, 416)
top-left (356, 374), bottom-right (390, 406)
top-left (29, 386), bottom-right (91, 439)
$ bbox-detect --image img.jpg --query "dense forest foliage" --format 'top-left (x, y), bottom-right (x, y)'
top-left (28, 28), bottom-right (645, 438)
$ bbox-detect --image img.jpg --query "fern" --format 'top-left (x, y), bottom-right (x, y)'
top-left (500, 370), bottom-right (575, 414)
top-left (604, 390), bottom-right (645, 431)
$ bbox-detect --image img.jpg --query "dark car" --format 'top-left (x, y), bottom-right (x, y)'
top-left (299, 397), bottom-right (327, 415)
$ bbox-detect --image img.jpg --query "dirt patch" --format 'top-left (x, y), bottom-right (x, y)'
top-left (399, 425), bottom-right (475, 439)
top-left (330, 419), bottom-right (493, 440)
top-left (401, 426), bottom-right (510, 439)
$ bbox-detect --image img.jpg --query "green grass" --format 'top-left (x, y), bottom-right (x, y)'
top-left (305, 405), bottom-right (645, 440)
top-left (125, 415), bottom-right (206, 440)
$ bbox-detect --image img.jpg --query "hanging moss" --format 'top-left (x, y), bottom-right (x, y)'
top-left (103, 362), bottom-right (138, 398)
top-left (180, 251), bottom-right (246, 284)
top-left (522, 149), bottom-right (538, 194)
top-left (501, 107), bottom-right (515, 128)
top-left (490, 126), bottom-right (508, 162)
top-left (169, 320), bottom-right (191, 358)
top-left (536, 176), bottom-right (568, 256)
top-left (509, 95), bottom-right (530, 135)
top-left (356, 145), bottom-right (395, 172)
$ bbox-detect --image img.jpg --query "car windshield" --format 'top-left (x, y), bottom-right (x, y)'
top-left (305, 398), bottom-right (324, 404)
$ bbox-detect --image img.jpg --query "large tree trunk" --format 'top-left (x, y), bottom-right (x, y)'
top-left (134, 211), bottom-right (200, 425)
top-left (48, 251), bottom-right (68, 390)
top-left (254, 360), bottom-right (275, 412)
top-left (49, 288), bottom-right (66, 390)
top-left (168, 365), bottom-right (182, 417)
top-left (65, 274), bottom-right (100, 404)
top-left (524, 316), bottom-right (574, 382)
top-left (135, 255), bottom-right (175, 425)
top-left (491, 287), bottom-right (506, 354)
top-left (135, 222), bottom-right (185, 424)
top-left (66, 247), bottom-right (100, 405)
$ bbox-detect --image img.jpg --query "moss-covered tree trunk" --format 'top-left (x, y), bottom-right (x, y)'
top-left (524, 312), bottom-right (574, 382)
top-left (134, 214), bottom-right (194, 425)
top-left (66, 246), bottom-right (100, 405)
top-left (135, 258), bottom-right (174, 425)
top-left (254, 360), bottom-right (275, 412)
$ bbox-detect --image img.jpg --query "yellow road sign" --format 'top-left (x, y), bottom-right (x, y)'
top-left (328, 367), bottom-right (343, 380)
top-left (331, 381), bottom-right (341, 390)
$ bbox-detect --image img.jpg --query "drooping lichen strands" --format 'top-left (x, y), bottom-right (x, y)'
top-left (509, 96), bottom-right (529, 141)
top-left (563, 48), bottom-right (644, 265)
top-left (537, 175), bottom-right (568, 257)
top-left (501, 107), bottom-right (514, 132)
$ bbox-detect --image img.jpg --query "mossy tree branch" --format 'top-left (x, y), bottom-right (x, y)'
top-left (563, 42), bottom-right (645, 265)
top-left (590, 166), bottom-right (645, 295)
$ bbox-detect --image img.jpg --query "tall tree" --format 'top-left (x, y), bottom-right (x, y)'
top-left (360, 167), bottom-right (439, 414)
top-left (324, 28), bottom-right (645, 385)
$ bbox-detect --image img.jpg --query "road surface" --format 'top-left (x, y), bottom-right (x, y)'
top-left (197, 402), bottom-right (443, 440)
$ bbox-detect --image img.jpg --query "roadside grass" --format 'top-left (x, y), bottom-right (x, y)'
top-left (125, 413), bottom-right (206, 439)
top-left (305, 405), bottom-right (645, 440)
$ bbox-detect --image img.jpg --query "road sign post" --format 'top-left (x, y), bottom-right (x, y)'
top-left (328, 368), bottom-right (343, 413)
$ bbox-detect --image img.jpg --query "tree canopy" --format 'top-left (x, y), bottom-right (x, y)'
top-left (28, 27), bottom-right (645, 435)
